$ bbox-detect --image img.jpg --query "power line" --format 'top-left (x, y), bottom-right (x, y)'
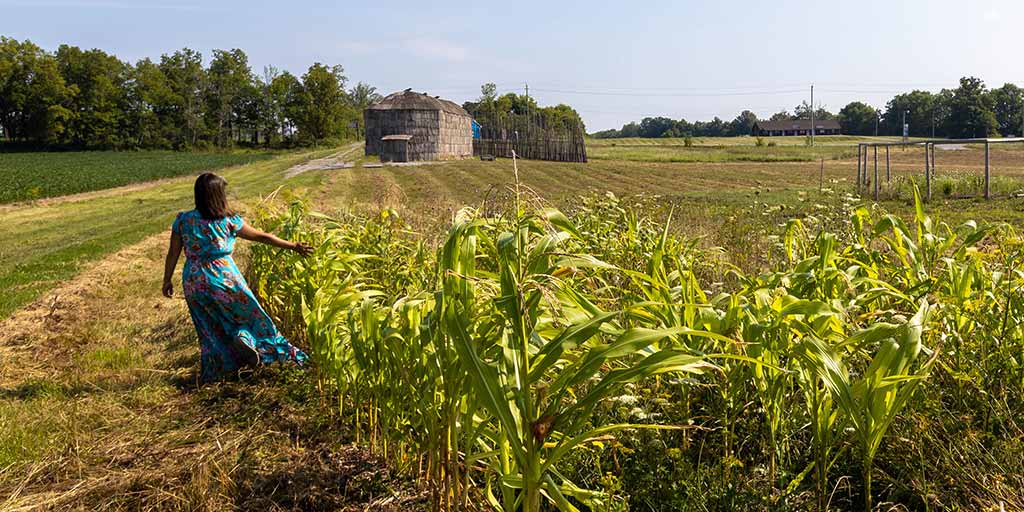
top-left (529, 87), bottom-right (807, 98)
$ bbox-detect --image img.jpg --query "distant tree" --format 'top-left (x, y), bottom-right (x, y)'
top-left (838, 101), bottom-right (879, 136)
top-left (704, 116), bottom-right (727, 137)
top-left (480, 82), bottom-right (497, 103)
top-left (540, 103), bottom-right (584, 131)
top-left (206, 48), bottom-right (252, 147)
top-left (55, 44), bottom-right (132, 147)
top-left (271, 71), bottom-right (302, 142)
top-left (943, 76), bottom-right (998, 138)
top-left (127, 58), bottom-right (175, 148)
top-left (729, 110), bottom-right (758, 136)
top-left (0, 37), bottom-right (72, 144)
top-left (589, 128), bottom-right (620, 138)
top-left (293, 63), bottom-right (350, 143)
top-left (794, 101), bottom-right (835, 120)
top-left (159, 48), bottom-right (207, 147)
top-left (639, 116), bottom-right (675, 138)
top-left (769, 110), bottom-right (792, 122)
top-left (349, 82), bottom-right (382, 137)
top-left (882, 90), bottom-right (940, 138)
top-left (989, 83), bottom-right (1023, 136)
top-left (619, 121), bottom-right (640, 137)
top-left (675, 118), bottom-right (693, 135)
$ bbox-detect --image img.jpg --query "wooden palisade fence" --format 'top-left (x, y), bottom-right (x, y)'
top-left (472, 112), bottom-right (587, 163)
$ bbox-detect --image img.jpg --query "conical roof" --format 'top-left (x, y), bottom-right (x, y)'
top-left (367, 89), bottom-right (470, 116)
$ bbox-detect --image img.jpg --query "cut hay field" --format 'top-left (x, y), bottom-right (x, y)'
top-left (0, 150), bottom-right (277, 204)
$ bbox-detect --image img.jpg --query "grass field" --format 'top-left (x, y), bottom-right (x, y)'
top-left (0, 150), bottom-right (277, 203)
top-left (0, 149), bottom-right (334, 318)
top-left (3, 141), bottom-right (1024, 510)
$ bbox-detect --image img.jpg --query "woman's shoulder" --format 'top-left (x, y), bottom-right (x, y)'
top-left (172, 210), bottom-right (197, 231)
top-left (226, 213), bottom-right (245, 232)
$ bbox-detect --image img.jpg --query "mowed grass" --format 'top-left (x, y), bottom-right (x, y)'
top-left (0, 150), bottom-right (277, 203)
top-left (587, 143), bottom-right (858, 162)
top-left (0, 150), bottom-right (333, 318)
top-left (586, 135), bottom-right (917, 147)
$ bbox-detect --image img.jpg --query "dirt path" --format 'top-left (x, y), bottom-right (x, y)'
top-left (0, 229), bottom-right (424, 510)
top-left (283, 143), bottom-right (363, 178)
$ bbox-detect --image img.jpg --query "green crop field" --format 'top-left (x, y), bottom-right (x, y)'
top-left (0, 150), bottom-right (277, 204)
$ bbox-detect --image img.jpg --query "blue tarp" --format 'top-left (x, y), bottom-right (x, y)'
top-left (472, 119), bottom-right (481, 139)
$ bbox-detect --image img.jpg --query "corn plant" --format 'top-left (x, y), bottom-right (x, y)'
top-left (801, 301), bottom-right (937, 510)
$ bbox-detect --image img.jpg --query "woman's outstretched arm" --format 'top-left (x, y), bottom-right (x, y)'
top-left (238, 224), bottom-right (313, 257)
top-left (163, 230), bottom-right (183, 297)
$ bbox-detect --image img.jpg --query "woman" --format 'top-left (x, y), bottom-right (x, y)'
top-left (162, 172), bottom-right (312, 383)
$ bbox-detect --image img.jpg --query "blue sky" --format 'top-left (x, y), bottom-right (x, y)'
top-left (3, 0), bottom-right (1022, 130)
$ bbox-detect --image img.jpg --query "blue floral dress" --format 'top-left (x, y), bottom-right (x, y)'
top-left (173, 210), bottom-right (307, 382)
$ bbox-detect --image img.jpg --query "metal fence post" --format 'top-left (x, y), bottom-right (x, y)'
top-left (873, 145), bottom-right (879, 200)
top-left (885, 145), bottom-right (890, 182)
top-left (984, 141), bottom-right (991, 199)
top-left (856, 144), bottom-right (862, 193)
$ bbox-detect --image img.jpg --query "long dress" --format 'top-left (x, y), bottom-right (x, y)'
top-left (173, 210), bottom-right (307, 383)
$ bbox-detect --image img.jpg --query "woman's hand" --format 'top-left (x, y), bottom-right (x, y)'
top-left (162, 280), bottom-right (174, 298)
top-left (292, 242), bottom-right (314, 257)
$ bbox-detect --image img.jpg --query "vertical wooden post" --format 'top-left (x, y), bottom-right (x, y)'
top-left (885, 145), bottom-right (891, 181)
top-left (931, 143), bottom-right (936, 176)
top-left (984, 141), bottom-right (991, 199)
top-left (925, 143), bottom-right (931, 202)
top-left (819, 158), bottom-right (824, 193)
top-left (873, 146), bottom-right (879, 200)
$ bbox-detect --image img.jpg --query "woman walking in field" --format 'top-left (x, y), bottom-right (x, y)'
top-left (162, 172), bottom-right (312, 383)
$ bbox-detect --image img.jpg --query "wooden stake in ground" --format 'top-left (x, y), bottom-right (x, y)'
top-left (925, 143), bottom-right (932, 202)
top-left (819, 158), bottom-right (824, 193)
top-left (985, 141), bottom-right (991, 199)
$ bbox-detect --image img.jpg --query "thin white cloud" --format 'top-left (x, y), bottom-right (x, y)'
top-left (0, 0), bottom-right (214, 10)
top-left (404, 37), bottom-right (469, 63)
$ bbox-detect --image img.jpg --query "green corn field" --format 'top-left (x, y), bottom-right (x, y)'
top-left (245, 174), bottom-right (1023, 511)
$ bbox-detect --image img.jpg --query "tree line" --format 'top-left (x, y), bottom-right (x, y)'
top-left (461, 83), bottom-right (585, 132)
top-left (0, 36), bottom-right (383, 149)
top-left (591, 77), bottom-right (1022, 139)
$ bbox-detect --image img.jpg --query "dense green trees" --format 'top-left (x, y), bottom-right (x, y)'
top-left (593, 77), bottom-right (1021, 139)
top-left (838, 101), bottom-right (879, 136)
top-left (0, 37), bottom-right (372, 148)
top-left (462, 83), bottom-right (585, 132)
top-left (943, 77), bottom-right (999, 138)
top-left (990, 83), bottom-right (1023, 137)
top-left (0, 37), bottom-right (72, 144)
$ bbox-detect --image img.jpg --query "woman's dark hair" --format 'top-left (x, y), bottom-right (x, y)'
top-left (194, 173), bottom-right (233, 220)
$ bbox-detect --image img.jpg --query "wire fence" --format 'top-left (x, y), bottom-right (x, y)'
top-left (856, 138), bottom-right (1024, 201)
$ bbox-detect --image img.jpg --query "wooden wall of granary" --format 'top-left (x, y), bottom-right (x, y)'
top-left (437, 111), bottom-right (473, 160)
top-left (365, 109), bottom-right (473, 161)
top-left (365, 109), bottom-right (441, 160)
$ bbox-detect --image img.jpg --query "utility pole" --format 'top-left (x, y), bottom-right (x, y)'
top-left (525, 82), bottom-right (530, 158)
top-left (902, 109), bottom-right (909, 143)
top-left (810, 84), bottom-right (815, 146)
